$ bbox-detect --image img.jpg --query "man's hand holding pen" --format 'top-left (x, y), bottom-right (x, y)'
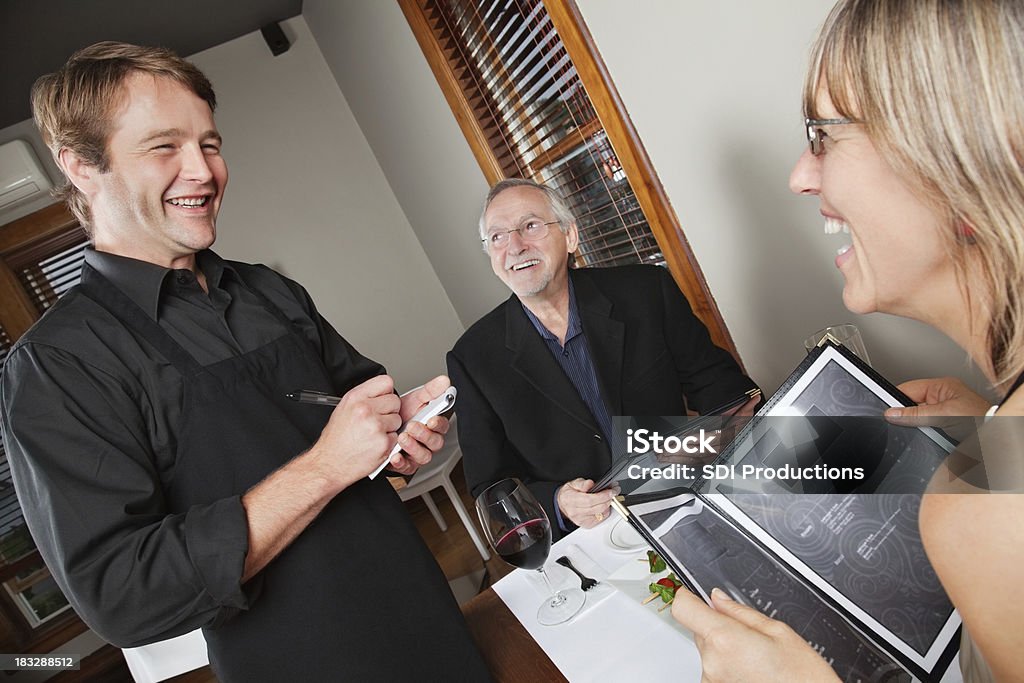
top-left (305, 374), bottom-right (450, 486)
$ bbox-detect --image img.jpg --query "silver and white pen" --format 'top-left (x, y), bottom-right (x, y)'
top-left (286, 389), bottom-right (341, 406)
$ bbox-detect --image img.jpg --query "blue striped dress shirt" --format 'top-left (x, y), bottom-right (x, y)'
top-left (521, 280), bottom-right (614, 531)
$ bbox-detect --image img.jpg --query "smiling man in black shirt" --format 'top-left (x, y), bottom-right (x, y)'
top-left (0, 42), bottom-right (489, 682)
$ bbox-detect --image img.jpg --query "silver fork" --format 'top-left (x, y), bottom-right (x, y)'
top-left (556, 555), bottom-right (598, 591)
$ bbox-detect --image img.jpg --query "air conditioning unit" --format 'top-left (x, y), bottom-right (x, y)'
top-left (0, 139), bottom-right (53, 216)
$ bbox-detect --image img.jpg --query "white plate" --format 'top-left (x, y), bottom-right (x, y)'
top-left (607, 516), bottom-right (649, 552)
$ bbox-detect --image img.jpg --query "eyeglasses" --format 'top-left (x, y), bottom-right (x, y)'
top-left (482, 219), bottom-right (560, 249)
top-left (805, 117), bottom-right (855, 156)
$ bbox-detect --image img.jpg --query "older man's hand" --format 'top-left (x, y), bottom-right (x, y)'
top-left (557, 478), bottom-right (619, 528)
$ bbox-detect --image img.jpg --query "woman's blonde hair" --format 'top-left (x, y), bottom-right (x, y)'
top-left (805, 0), bottom-right (1024, 386)
top-left (31, 42), bottom-right (216, 235)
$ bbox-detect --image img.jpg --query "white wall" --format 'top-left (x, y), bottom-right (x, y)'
top-left (573, 1), bottom-right (988, 396)
top-left (185, 17), bottom-right (463, 388)
top-left (303, 0), bottom-right (509, 330)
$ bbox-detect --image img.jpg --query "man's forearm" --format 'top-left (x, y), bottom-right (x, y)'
top-left (239, 446), bottom-right (356, 582)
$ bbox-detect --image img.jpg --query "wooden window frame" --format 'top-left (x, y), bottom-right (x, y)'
top-left (0, 203), bottom-right (82, 341)
top-left (399, 0), bottom-right (743, 363)
top-left (4, 565), bottom-right (74, 627)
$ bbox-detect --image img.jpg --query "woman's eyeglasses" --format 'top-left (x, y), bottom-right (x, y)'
top-left (805, 117), bottom-right (855, 155)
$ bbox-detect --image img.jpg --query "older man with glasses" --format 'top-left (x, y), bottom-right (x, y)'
top-left (447, 178), bottom-right (759, 538)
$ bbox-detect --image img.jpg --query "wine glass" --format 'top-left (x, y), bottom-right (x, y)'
top-left (475, 478), bottom-right (586, 625)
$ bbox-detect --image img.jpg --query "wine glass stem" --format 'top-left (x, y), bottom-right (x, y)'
top-left (537, 567), bottom-right (567, 607)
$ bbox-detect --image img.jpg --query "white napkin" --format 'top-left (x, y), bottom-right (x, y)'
top-left (548, 543), bottom-right (616, 615)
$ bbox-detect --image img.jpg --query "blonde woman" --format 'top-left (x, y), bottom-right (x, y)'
top-left (672, 1), bottom-right (1024, 681)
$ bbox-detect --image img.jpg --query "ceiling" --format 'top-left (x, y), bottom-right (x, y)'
top-left (0, 0), bottom-right (303, 130)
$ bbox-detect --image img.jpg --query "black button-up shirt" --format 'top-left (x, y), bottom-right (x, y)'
top-left (0, 248), bottom-right (382, 645)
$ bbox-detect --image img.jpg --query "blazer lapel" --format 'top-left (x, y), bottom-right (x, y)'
top-left (572, 272), bottom-right (625, 415)
top-left (506, 297), bottom-right (600, 432)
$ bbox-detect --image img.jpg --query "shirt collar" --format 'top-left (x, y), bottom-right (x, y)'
top-left (521, 276), bottom-right (583, 343)
top-left (83, 248), bottom-right (235, 320)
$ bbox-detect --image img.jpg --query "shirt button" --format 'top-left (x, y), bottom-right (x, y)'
top-left (593, 434), bottom-right (603, 442)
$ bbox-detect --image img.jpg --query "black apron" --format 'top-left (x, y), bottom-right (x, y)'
top-left (80, 268), bottom-right (491, 682)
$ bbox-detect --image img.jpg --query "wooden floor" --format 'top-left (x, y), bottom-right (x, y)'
top-left (83, 461), bottom-right (509, 683)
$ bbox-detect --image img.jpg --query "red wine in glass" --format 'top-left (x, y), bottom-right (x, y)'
top-left (495, 519), bottom-right (551, 570)
top-left (476, 478), bottom-right (585, 625)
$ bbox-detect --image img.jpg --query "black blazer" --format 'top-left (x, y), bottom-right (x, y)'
top-left (447, 265), bottom-right (757, 534)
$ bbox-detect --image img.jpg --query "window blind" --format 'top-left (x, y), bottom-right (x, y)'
top-left (422, 0), bottom-right (665, 268)
top-left (16, 240), bottom-right (87, 315)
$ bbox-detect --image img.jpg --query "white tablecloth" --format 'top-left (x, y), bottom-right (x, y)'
top-left (492, 521), bottom-right (702, 681)
top-left (491, 518), bottom-right (963, 683)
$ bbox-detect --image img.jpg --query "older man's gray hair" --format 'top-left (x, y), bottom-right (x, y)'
top-left (478, 178), bottom-right (576, 250)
